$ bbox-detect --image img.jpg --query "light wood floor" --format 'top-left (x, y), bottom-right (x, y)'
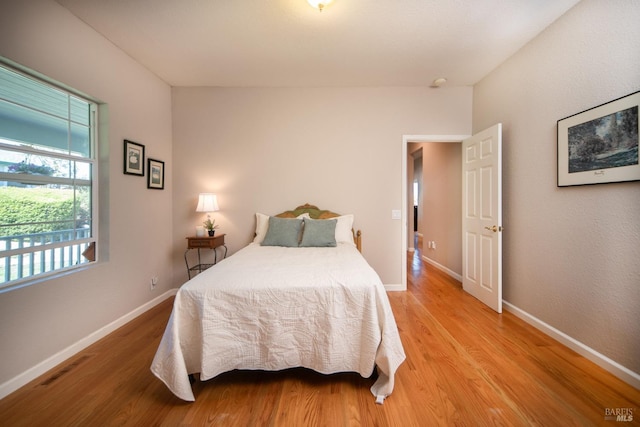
top-left (1, 248), bottom-right (638, 426)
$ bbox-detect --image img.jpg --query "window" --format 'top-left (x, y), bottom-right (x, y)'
top-left (0, 63), bottom-right (98, 291)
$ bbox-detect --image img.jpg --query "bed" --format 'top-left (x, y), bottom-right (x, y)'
top-left (151, 204), bottom-right (406, 404)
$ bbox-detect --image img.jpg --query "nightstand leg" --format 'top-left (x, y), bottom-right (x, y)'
top-left (184, 249), bottom-right (192, 280)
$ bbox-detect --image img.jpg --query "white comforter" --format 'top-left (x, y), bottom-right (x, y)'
top-left (151, 243), bottom-right (405, 402)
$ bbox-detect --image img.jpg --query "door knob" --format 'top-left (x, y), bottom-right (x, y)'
top-left (484, 225), bottom-right (503, 232)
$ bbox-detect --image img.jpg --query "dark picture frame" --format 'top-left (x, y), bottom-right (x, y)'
top-left (123, 139), bottom-right (145, 176)
top-left (557, 91), bottom-right (639, 187)
top-left (147, 158), bottom-right (165, 190)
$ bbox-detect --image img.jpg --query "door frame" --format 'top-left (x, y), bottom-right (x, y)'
top-left (401, 134), bottom-right (470, 291)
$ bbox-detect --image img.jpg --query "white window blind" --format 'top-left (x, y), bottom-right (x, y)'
top-left (0, 63), bottom-right (98, 291)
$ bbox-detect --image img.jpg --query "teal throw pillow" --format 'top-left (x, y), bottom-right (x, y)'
top-left (261, 216), bottom-right (303, 247)
top-left (300, 218), bottom-right (337, 247)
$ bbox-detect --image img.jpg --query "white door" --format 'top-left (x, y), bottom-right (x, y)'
top-left (462, 124), bottom-right (503, 313)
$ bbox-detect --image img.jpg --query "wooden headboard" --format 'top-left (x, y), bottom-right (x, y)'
top-left (275, 203), bottom-right (362, 252)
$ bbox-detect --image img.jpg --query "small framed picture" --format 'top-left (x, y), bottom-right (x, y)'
top-left (557, 91), bottom-right (639, 187)
top-left (123, 140), bottom-right (145, 176)
top-left (147, 158), bottom-right (165, 190)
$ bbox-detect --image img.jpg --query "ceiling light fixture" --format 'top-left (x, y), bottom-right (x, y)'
top-left (307, 0), bottom-right (333, 12)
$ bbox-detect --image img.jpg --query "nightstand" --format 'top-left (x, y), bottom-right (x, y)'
top-left (184, 234), bottom-right (227, 279)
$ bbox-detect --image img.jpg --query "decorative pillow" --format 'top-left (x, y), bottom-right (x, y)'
top-left (261, 216), bottom-right (303, 247)
top-left (300, 218), bottom-right (337, 247)
top-left (254, 212), bottom-right (309, 243)
top-left (253, 213), bottom-right (270, 243)
top-left (334, 214), bottom-right (355, 246)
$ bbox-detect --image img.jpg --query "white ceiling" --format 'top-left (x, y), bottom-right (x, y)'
top-left (55, 0), bottom-right (580, 88)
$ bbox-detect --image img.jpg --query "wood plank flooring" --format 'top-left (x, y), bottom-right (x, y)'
top-left (1, 247), bottom-right (638, 426)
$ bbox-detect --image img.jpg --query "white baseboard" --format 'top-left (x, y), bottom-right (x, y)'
top-left (384, 283), bottom-right (405, 292)
top-left (422, 255), bottom-right (462, 282)
top-left (504, 300), bottom-right (640, 390)
top-left (0, 289), bottom-right (177, 400)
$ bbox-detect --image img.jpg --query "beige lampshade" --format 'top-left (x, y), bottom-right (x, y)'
top-left (196, 193), bottom-right (219, 212)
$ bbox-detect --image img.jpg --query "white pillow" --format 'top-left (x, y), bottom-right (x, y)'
top-left (253, 213), bottom-right (270, 243)
top-left (253, 212), bottom-right (310, 244)
top-left (334, 214), bottom-right (355, 246)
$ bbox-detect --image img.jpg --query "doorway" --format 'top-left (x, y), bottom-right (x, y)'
top-left (402, 125), bottom-right (503, 313)
top-left (409, 147), bottom-right (423, 253)
top-left (401, 135), bottom-right (469, 291)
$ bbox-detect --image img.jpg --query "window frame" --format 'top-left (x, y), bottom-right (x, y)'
top-left (0, 61), bottom-right (99, 292)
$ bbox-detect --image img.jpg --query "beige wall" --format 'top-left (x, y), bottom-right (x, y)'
top-left (0, 0), bottom-right (173, 388)
top-left (474, 0), bottom-right (640, 375)
top-left (171, 86), bottom-right (472, 286)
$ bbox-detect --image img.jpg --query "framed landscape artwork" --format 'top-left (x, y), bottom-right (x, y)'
top-left (123, 140), bottom-right (145, 176)
top-left (147, 158), bottom-right (165, 190)
top-left (557, 91), bottom-right (639, 187)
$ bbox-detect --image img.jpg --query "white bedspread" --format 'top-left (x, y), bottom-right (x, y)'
top-left (151, 243), bottom-right (405, 402)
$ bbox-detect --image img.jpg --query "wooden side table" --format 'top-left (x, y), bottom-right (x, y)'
top-left (184, 234), bottom-right (227, 279)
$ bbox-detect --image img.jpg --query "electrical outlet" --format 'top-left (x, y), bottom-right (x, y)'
top-left (150, 276), bottom-right (158, 290)
top-left (432, 242), bottom-right (436, 250)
